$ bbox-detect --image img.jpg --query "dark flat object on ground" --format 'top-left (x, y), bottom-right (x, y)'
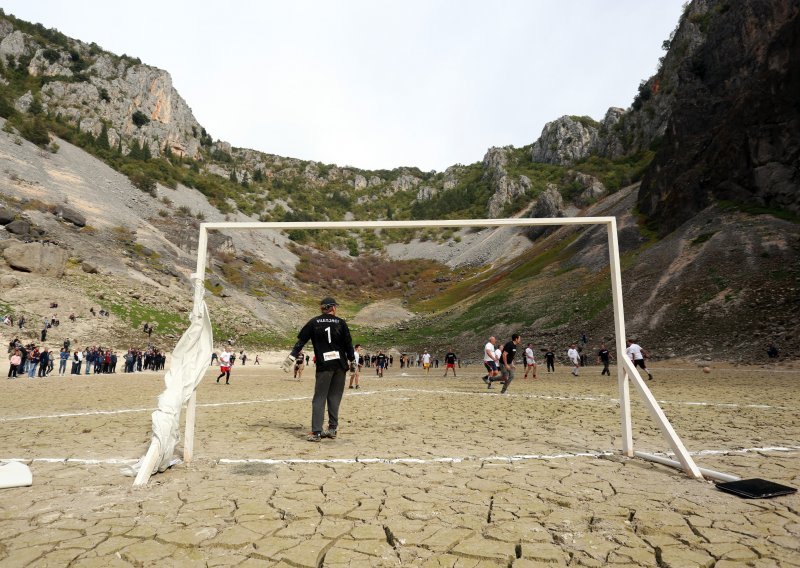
top-left (716, 478), bottom-right (797, 499)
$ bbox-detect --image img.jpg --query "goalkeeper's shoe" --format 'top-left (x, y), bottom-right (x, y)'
top-left (307, 431), bottom-right (321, 442)
top-left (322, 428), bottom-right (337, 439)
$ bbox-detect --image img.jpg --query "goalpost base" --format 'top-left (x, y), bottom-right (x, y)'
top-left (635, 451), bottom-right (740, 483)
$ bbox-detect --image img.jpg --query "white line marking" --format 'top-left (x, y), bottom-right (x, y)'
top-left (3, 446), bottom-right (798, 467)
top-left (0, 387), bottom-right (787, 422)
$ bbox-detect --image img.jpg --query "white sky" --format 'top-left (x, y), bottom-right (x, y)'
top-left (2, 1), bottom-right (685, 171)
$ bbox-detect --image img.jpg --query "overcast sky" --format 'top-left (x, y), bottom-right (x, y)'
top-left (3, 1), bottom-right (686, 171)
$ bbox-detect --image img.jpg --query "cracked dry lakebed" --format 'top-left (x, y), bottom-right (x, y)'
top-left (1, 362), bottom-right (798, 566)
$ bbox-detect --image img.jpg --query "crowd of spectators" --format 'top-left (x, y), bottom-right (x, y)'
top-left (4, 303), bottom-right (166, 379)
top-left (6, 337), bottom-right (167, 378)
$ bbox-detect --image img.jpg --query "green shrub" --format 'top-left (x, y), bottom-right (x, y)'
top-left (128, 171), bottom-right (156, 196)
top-left (42, 48), bottom-right (60, 63)
top-left (131, 110), bottom-right (150, 127)
top-left (0, 94), bottom-right (15, 118)
top-left (17, 117), bottom-right (50, 146)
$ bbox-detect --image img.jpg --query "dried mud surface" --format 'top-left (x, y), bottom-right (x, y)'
top-left (1, 362), bottom-right (798, 566)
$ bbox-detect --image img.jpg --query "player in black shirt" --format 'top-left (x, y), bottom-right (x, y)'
top-left (375, 351), bottom-right (387, 377)
top-left (442, 349), bottom-right (457, 377)
top-left (545, 348), bottom-right (556, 373)
top-left (282, 297), bottom-right (355, 442)
top-left (489, 334), bottom-right (521, 394)
top-left (597, 343), bottom-right (612, 376)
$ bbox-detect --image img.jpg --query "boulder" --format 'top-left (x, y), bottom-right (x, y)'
top-left (4, 219), bottom-right (31, 236)
top-left (0, 274), bottom-right (19, 289)
top-left (81, 261), bottom-right (99, 274)
top-left (3, 242), bottom-right (68, 277)
top-left (56, 206), bottom-right (86, 228)
top-left (0, 207), bottom-right (15, 225)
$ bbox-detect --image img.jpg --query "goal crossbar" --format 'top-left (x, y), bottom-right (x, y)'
top-left (133, 216), bottom-right (723, 486)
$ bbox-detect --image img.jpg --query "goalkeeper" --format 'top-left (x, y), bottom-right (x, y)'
top-left (281, 297), bottom-right (355, 442)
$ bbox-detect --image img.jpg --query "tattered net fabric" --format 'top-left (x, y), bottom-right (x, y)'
top-left (122, 300), bottom-right (213, 476)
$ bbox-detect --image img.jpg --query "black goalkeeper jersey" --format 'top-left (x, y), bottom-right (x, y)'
top-left (291, 314), bottom-right (354, 372)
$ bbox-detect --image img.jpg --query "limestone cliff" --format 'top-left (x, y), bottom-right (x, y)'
top-left (638, 0), bottom-right (800, 233)
top-left (0, 16), bottom-right (205, 159)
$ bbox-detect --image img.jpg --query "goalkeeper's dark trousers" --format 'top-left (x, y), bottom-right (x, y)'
top-left (311, 368), bottom-right (346, 433)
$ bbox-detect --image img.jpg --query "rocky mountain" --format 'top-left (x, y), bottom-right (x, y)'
top-left (638, 0), bottom-right (800, 233)
top-left (0, 1), bottom-right (797, 363)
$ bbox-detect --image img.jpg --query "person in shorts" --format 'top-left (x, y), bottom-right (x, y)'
top-left (216, 347), bottom-right (232, 384)
top-left (523, 343), bottom-right (537, 380)
top-left (421, 350), bottom-right (432, 375)
top-left (293, 349), bottom-right (305, 379)
top-left (442, 349), bottom-right (457, 377)
top-left (348, 344), bottom-right (363, 389)
top-left (481, 336), bottom-right (499, 388)
top-left (626, 339), bottom-right (653, 380)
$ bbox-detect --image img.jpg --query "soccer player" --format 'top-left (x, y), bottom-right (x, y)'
top-left (493, 333), bottom-right (521, 394)
top-left (442, 349), bottom-right (457, 377)
top-left (293, 350), bottom-right (305, 379)
top-left (282, 297), bottom-right (355, 442)
top-left (567, 344), bottom-right (580, 376)
top-left (348, 344), bottom-right (363, 389)
top-left (545, 348), bottom-right (555, 373)
top-left (481, 336), bottom-right (500, 388)
top-left (216, 347), bottom-right (232, 384)
top-left (523, 343), bottom-right (537, 379)
top-left (421, 350), bottom-right (432, 375)
top-left (597, 343), bottom-right (612, 376)
top-left (626, 339), bottom-right (653, 380)
top-left (375, 350), bottom-right (387, 377)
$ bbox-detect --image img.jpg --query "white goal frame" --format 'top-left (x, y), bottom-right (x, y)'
top-left (134, 217), bottom-right (739, 486)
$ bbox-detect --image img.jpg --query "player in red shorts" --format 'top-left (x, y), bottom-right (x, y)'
top-left (442, 348), bottom-right (458, 377)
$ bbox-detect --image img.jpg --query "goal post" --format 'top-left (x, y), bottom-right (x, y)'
top-left (133, 216), bottom-right (723, 486)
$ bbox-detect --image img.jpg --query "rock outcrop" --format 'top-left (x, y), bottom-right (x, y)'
top-left (3, 242), bottom-right (68, 276)
top-left (56, 205), bottom-right (86, 228)
top-left (0, 207), bottom-right (15, 224)
top-left (0, 18), bottom-right (206, 160)
top-left (638, 0), bottom-right (800, 233)
top-left (483, 147), bottom-right (531, 217)
top-left (530, 116), bottom-right (598, 165)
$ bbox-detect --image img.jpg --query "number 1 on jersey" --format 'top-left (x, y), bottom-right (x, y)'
top-left (325, 326), bottom-right (331, 343)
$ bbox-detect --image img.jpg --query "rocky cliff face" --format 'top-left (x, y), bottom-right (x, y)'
top-left (0, 17), bottom-right (205, 159)
top-left (528, 1), bottom-right (712, 167)
top-left (482, 147), bottom-right (531, 218)
top-left (530, 116), bottom-right (598, 165)
top-left (638, 0), bottom-right (800, 233)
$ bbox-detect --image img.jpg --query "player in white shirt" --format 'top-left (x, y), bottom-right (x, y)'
top-left (481, 336), bottom-right (500, 387)
top-left (421, 350), bottom-right (432, 375)
top-left (626, 339), bottom-right (653, 380)
top-left (567, 344), bottom-right (580, 377)
top-left (523, 343), bottom-right (537, 380)
top-left (348, 344), bottom-right (363, 389)
top-left (216, 348), bottom-right (232, 384)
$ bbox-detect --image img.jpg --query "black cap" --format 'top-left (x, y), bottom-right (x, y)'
top-left (320, 297), bottom-right (338, 308)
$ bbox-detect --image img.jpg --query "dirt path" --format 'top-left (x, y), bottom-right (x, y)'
top-left (1, 363), bottom-right (798, 566)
